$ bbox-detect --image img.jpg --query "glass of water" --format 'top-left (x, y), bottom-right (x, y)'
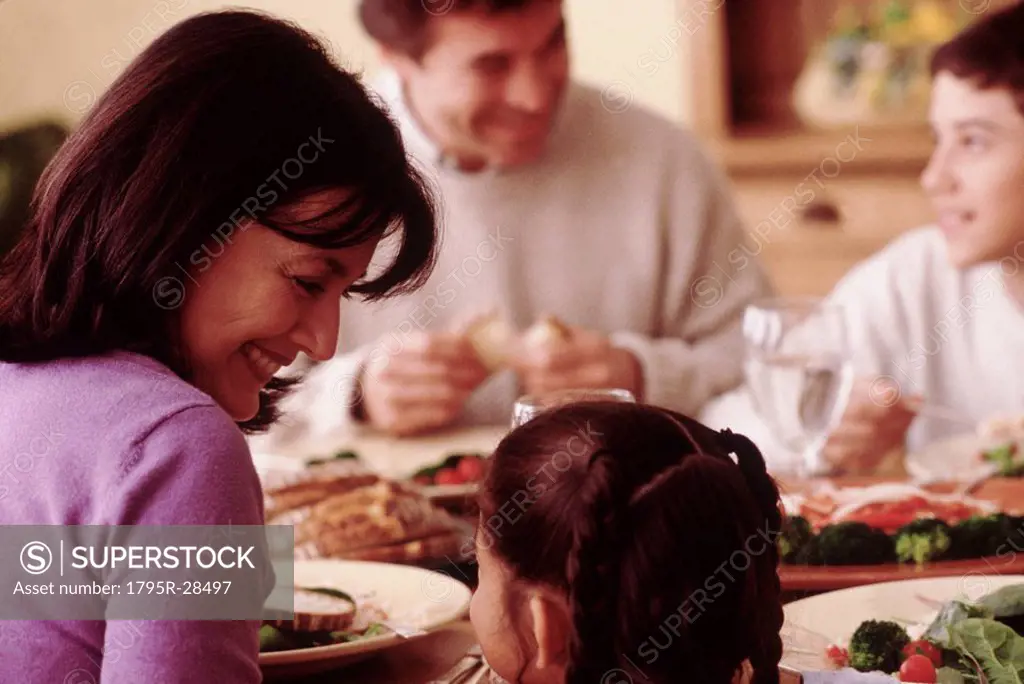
top-left (742, 297), bottom-right (854, 478)
top-left (511, 388), bottom-right (636, 429)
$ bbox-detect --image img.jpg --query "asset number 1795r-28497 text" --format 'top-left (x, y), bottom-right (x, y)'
top-left (126, 581), bottom-right (232, 595)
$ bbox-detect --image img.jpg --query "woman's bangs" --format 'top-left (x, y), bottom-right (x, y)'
top-left (261, 190), bottom-right (390, 249)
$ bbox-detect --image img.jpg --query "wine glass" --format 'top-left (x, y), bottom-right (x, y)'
top-left (511, 388), bottom-right (636, 429)
top-left (742, 297), bottom-right (854, 478)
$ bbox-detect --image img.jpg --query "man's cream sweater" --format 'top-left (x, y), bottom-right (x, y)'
top-left (266, 73), bottom-right (772, 446)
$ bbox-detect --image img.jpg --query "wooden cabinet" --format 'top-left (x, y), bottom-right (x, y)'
top-left (727, 172), bottom-right (935, 295)
top-left (684, 0), bottom-right (1014, 296)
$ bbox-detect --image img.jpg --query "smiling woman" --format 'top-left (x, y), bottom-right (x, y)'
top-left (0, 8), bottom-right (439, 683)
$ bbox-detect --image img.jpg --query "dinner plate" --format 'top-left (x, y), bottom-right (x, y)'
top-left (260, 559), bottom-right (473, 678)
top-left (781, 574), bottom-right (1024, 672)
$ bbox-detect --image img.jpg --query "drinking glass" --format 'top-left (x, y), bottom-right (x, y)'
top-left (511, 388), bottom-right (636, 429)
top-left (742, 297), bottom-right (854, 478)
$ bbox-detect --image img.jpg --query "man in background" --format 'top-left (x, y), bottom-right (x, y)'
top-left (268, 0), bottom-right (772, 442)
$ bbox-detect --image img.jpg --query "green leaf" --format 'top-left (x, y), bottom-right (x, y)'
top-left (411, 464), bottom-right (442, 479)
top-left (301, 587), bottom-right (356, 606)
top-left (923, 600), bottom-right (994, 647)
top-left (947, 618), bottom-right (1024, 684)
top-left (979, 584), bottom-right (1024, 619)
top-left (936, 667), bottom-right (970, 683)
top-left (307, 449), bottom-right (359, 466)
top-left (441, 454), bottom-right (466, 468)
top-left (364, 622), bottom-right (388, 636)
top-left (327, 623), bottom-right (390, 643)
top-left (259, 624), bottom-right (303, 652)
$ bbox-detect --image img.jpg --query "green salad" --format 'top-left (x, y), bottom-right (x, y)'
top-left (830, 583), bottom-right (1024, 682)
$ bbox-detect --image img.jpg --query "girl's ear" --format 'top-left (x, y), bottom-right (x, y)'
top-left (527, 591), bottom-right (571, 671)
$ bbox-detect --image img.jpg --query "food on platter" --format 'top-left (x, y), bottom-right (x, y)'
top-left (260, 586), bottom-right (392, 652)
top-left (781, 513), bottom-right (1024, 568)
top-left (411, 452), bottom-right (487, 487)
top-left (270, 480), bottom-right (469, 563)
top-left (266, 587), bottom-right (357, 633)
top-left (779, 483), bottom-right (1022, 567)
top-left (261, 457), bottom-right (380, 520)
top-left (261, 461), bottom-right (472, 565)
top-left (823, 583), bottom-right (1024, 682)
top-left (791, 483), bottom-right (991, 533)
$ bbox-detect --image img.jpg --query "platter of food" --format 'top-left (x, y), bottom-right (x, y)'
top-left (259, 559), bottom-right (472, 678)
top-left (252, 443), bottom-right (490, 517)
top-left (781, 575), bottom-right (1024, 681)
top-left (776, 478), bottom-right (1024, 591)
top-left (259, 458), bottom-right (476, 568)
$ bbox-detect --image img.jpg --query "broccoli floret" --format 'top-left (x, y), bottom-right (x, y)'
top-left (804, 522), bottom-right (897, 566)
top-left (778, 516), bottom-right (814, 563)
top-left (848, 619), bottom-right (911, 673)
top-left (894, 518), bottom-right (952, 567)
top-left (948, 514), bottom-right (1015, 560)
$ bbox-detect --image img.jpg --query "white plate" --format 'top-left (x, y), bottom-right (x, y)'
top-left (905, 432), bottom-right (1002, 483)
top-left (781, 574), bottom-right (1024, 672)
top-left (261, 559), bottom-right (472, 676)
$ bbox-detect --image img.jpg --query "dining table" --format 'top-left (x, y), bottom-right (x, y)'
top-left (251, 424), bottom-right (1024, 682)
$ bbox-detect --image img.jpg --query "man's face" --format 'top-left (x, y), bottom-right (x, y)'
top-left (921, 72), bottom-right (1024, 269)
top-left (388, 0), bottom-right (570, 170)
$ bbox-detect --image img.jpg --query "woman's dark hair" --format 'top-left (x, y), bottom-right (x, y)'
top-left (359, 0), bottom-right (536, 59)
top-left (0, 10), bottom-right (440, 432)
top-left (479, 402), bottom-right (785, 684)
top-left (931, 1), bottom-right (1024, 116)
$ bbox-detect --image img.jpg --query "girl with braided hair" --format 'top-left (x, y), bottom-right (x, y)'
top-left (458, 400), bottom-right (789, 684)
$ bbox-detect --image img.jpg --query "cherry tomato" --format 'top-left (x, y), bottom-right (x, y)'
top-left (903, 640), bottom-right (942, 668)
top-left (434, 468), bottom-right (465, 486)
top-left (825, 644), bottom-right (849, 669)
top-left (899, 654), bottom-right (937, 683)
top-left (456, 456), bottom-right (485, 482)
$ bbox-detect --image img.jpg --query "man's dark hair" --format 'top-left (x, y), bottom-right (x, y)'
top-left (358, 0), bottom-right (537, 58)
top-left (931, 1), bottom-right (1024, 116)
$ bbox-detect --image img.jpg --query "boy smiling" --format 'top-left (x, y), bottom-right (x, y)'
top-left (705, 2), bottom-right (1024, 475)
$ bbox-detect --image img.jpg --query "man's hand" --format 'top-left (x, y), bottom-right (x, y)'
top-left (509, 326), bottom-right (643, 398)
top-left (822, 376), bottom-right (920, 474)
top-left (359, 332), bottom-right (490, 436)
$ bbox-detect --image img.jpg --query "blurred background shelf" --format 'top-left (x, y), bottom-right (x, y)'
top-left (686, 0), bottom-right (1017, 296)
top-left (708, 124), bottom-right (934, 175)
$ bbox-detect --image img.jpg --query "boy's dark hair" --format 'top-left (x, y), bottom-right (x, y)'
top-left (358, 0), bottom-right (537, 58)
top-left (0, 10), bottom-right (440, 433)
top-left (931, 1), bottom-right (1024, 116)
